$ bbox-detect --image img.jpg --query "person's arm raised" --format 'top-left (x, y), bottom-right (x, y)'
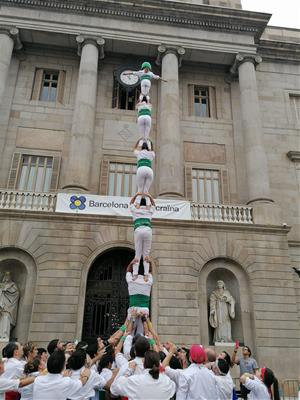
top-left (162, 342), bottom-right (177, 368)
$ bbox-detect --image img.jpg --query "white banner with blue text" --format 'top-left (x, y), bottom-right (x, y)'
top-left (55, 193), bottom-right (191, 220)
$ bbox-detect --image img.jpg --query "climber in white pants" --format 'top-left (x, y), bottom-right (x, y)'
top-left (130, 192), bottom-right (155, 281)
top-left (123, 61), bottom-right (166, 102)
top-left (136, 101), bottom-right (152, 143)
top-left (134, 140), bottom-right (155, 205)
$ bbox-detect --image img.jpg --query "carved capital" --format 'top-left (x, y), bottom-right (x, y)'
top-left (0, 26), bottom-right (23, 50)
top-left (156, 45), bottom-right (185, 67)
top-left (230, 53), bottom-right (262, 76)
top-left (76, 35), bottom-right (105, 59)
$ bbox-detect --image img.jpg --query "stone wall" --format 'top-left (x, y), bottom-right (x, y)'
top-left (0, 212), bottom-right (298, 379)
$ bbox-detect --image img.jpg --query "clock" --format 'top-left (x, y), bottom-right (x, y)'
top-left (115, 66), bottom-right (140, 89)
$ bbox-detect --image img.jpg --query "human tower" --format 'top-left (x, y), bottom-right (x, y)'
top-left (124, 62), bottom-right (165, 334)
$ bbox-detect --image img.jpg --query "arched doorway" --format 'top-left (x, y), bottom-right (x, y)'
top-left (82, 248), bottom-right (134, 342)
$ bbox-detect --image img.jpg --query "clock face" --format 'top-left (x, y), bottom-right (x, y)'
top-left (116, 66), bottom-right (139, 89)
top-left (119, 70), bottom-right (139, 87)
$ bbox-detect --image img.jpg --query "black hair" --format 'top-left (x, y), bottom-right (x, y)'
top-left (170, 355), bottom-right (182, 370)
top-left (263, 368), bottom-right (280, 400)
top-left (37, 348), bottom-right (47, 356)
top-left (47, 350), bottom-right (65, 374)
top-left (4, 342), bottom-right (18, 359)
top-left (244, 346), bottom-right (252, 357)
top-left (67, 349), bottom-right (86, 371)
top-left (221, 351), bottom-right (231, 366)
top-left (129, 346), bottom-right (136, 360)
top-left (159, 351), bottom-right (166, 362)
top-left (24, 357), bottom-right (40, 374)
top-left (141, 141), bottom-right (149, 151)
top-left (86, 342), bottom-right (98, 359)
top-left (98, 353), bottom-right (114, 374)
top-left (144, 350), bottom-right (160, 380)
top-left (140, 197), bottom-right (147, 207)
top-left (47, 339), bottom-right (59, 355)
top-left (217, 358), bottom-right (229, 375)
top-left (75, 341), bottom-right (88, 351)
top-left (134, 336), bottom-right (150, 358)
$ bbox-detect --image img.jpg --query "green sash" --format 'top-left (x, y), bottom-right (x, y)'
top-left (140, 74), bottom-right (151, 81)
top-left (138, 108), bottom-right (151, 117)
top-left (137, 159), bottom-right (152, 169)
top-left (134, 218), bottom-right (152, 230)
top-left (129, 294), bottom-right (150, 308)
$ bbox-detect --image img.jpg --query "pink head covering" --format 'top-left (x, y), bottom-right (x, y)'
top-left (190, 344), bottom-right (207, 364)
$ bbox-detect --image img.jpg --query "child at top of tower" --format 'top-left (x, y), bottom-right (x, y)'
top-left (134, 140), bottom-right (155, 206)
top-left (124, 62), bottom-right (167, 102)
top-left (130, 193), bottom-right (155, 282)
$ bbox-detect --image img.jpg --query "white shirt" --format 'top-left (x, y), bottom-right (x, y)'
top-left (133, 70), bottom-right (160, 80)
top-left (69, 367), bottom-right (104, 400)
top-left (130, 204), bottom-right (155, 221)
top-left (165, 366), bottom-right (182, 387)
top-left (215, 373), bottom-right (234, 400)
top-left (111, 356), bottom-right (145, 394)
top-left (3, 358), bottom-right (25, 379)
top-left (244, 376), bottom-right (270, 400)
top-left (111, 369), bottom-right (175, 400)
top-left (32, 373), bottom-right (82, 400)
top-left (134, 149), bottom-right (155, 161)
top-left (19, 371), bottom-right (39, 400)
top-left (126, 272), bottom-right (153, 296)
top-left (176, 363), bottom-right (220, 400)
top-left (0, 377), bottom-right (19, 400)
top-left (98, 368), bottom-right (112, 387)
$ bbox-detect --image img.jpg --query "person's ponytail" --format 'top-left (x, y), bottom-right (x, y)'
top-left (149, 364), bottom-right (159, 380)
top-left (272, 377), bottom-right (280, 400)
top-left (144, 350), bottom-right (160, 380)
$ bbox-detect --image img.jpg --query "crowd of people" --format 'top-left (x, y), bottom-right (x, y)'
top-left (0, 316), bottom-right (280, 400)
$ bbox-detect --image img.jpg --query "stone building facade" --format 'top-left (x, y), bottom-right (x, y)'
top-left (0, 0), bottom-right (299, 379)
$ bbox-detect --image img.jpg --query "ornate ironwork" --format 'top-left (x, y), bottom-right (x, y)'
top-left (82, 249), bottom-right (133, 342)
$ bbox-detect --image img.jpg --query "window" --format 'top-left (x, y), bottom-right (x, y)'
top-left (112, 77), bottom-right (139, 110)
top-left (17, 155), bottom-right (54, 192)
top-left (188, 85), bottom-right (216, 118)
top-left (193, 86), bottom-right (210, 117)
top-left (7, 152), bottom-right (60, 192)
top-left (290, 94), bottom-right (300, 124)
top-left (108, 162), bottom-right (136, 196)
top-left (31, 68), bottom-right (66, 103)
top-left (192, 169), bottom-right (220, 203)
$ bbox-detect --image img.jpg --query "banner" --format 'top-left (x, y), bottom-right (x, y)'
top-left (55, 193), bottom-right (191, 220)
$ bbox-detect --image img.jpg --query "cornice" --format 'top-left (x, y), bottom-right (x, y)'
top-left (258, 39), bottom-right (300, 64)
top-left (0, 0), bottom-right (271, 41)
top-left (287, 151), bottom-right (300, 163)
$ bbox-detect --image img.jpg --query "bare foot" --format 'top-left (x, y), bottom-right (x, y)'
top-left (144, 274), bottom-right (149, 282)
top-left (132, 274), bottom-right (138, 281)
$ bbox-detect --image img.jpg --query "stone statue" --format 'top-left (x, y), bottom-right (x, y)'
top-left (0, 272), bottom-right (19, 340)
top-left (209, 280), bottom-right (235, 343)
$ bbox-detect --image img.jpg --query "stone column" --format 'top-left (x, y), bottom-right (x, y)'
top-left (231, 54), bottom-right (272, 204)
top-left (156, 45), bottom-right (185, 198)
top-left (63, 36), bottom-right (105, 191)
top-left (0, 27), bottom-right (22, 106)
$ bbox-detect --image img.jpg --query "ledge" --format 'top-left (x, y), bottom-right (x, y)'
top-left (1, 0), bottom-right (271, 41)
top-left (0, 209), bottom-right (290, 234)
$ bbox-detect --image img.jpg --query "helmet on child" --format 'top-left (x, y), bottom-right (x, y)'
top-left (141, 62), bottom-right (152, 70)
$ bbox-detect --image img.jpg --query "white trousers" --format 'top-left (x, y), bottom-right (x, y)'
top-left (133, 226), bottom-right (152, 275)
top-left (140, 79), bottom-right (151, 96)
top-left (137, 115), bottom-right (152, 141)
top-left (136, 166), bottom-right (153, 205)
top-left (127, 306), bottom-right (149, 319)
